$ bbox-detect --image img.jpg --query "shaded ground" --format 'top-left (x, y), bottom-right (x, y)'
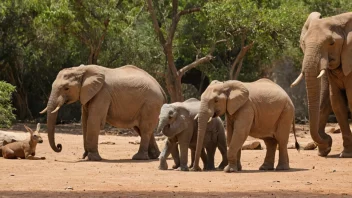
top-left (0, 123), bottom-right (351, 197)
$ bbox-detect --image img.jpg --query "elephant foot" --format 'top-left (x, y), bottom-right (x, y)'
top-left (259, 162), bottom-right (274, 171)
top-left (317, 136), bottom-right (332, 157)
top-left (132, 152), bottom-right (150, 160)
top-left (190, 165), bottom-right (202, 172)
top-left (224, 164), bottom-right (240, 173)
top-left (276, 163), bottom-right (290, 171)
top-left (158, 160), bottom-right (168, 170)
top-left (148, 148), bottom-right (161, 159)
top-left (175, 166), bottom-right (189, 171)
top-left (172, 164), bottom-right (180, 169)
top-left (339, 149), bottom-right (352, 158)
top-left (203, 165), bottom-right (216, 171)
top-left (82, 151), bottom-right (88, 159)
top-left (87, 152), bottom-right (102, 161)
top-left (217, 160), bottom-right (228, 170)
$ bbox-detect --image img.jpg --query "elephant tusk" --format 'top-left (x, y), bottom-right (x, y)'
top-left (208, 117), bottom-right (212, 123)
top-left (51, 105), bottom-right (61, 114)
top-left (39, 107), bottom-right (48, 114)
top-left (317, 70), bottom-right (326, 79)
top-left (290, 73), bottom-right (304, 88)
top-left (194, 114), bottom-right (199, 120)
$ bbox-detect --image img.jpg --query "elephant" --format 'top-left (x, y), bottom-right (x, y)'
top-left (291, 12), bottom-right (352, 158)
top-left (39, 64), bottom-right (166, 161)
top-left (157, 98), bottom-right (228, 171)
top-left (191, 79), bottom-right (299, 173)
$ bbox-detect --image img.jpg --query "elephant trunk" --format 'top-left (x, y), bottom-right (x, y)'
top-left (192, 100), bottom-right (213, 170)
top-left (303, 44), bottom-right (331, 155)
top-left (46, 89), bottom-right (64, 152)
top-left (156, 117), bottom-right (169, 135)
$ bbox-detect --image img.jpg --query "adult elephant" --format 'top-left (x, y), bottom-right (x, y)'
top-left (191, 79), bottom-right (299, 172)
top-left (40, 64), bottom-right (166, 161)
top-left (291, 12), bottom-right (352, 157)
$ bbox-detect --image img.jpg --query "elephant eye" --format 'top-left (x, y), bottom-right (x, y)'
top-left (330, 41), bottom-right (334, 46)
top-left (64, 87), bottom-right (69, 91)
top-left (214, 98), bottom-right (218, 103)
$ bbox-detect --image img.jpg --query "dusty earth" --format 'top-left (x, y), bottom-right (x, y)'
top-left (0, 123), bottom-right (352, 198)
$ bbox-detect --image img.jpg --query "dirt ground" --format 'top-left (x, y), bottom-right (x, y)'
top-left (0, 123), bottom-right (352, 198)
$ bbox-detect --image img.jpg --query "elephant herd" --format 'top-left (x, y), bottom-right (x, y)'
top-left (38, 12), bottom-right (352, 173)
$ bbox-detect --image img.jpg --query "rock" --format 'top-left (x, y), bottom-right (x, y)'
top-left (303, 142), bottom-right (317, 150)
top-left (100, 141), bottom-right (115, 145)
top-left (287, 141), bottom-right (317, 150)
top-left (65, 186), bottom-right (73, 190)
top-left (129, 140), bottom-right (140, 145)
top-left (242, 141), bottom-right (262, 150)
top-left (0, 131), bottom-right (27, 146)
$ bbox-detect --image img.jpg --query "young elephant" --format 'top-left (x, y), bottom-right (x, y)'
top-left (192, 79), bottom-right (299, 173)
top-left (157, 98), bottom-right (227, 171)
top-left (0, 123), bottom-right (45, 160)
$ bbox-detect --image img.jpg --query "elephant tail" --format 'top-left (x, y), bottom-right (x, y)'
top-left (292, 116), bottom-right (300, 151)
top-left (160, 86), bottom-right (168, 103)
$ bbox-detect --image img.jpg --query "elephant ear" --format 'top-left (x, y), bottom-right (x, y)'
top-left (225, 81), bottom-right (249, 115)
top-left (300, 12), bottom-right (321, 53)
top-left (80, 66), bottom-right (105, 105)
top-left (341, 19), bottom-right (352, 76)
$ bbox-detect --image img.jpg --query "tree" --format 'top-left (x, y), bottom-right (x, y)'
top-left (202, 0), bottom-right (308, 81)
top-left (146, 0), bottom-right (225, 102)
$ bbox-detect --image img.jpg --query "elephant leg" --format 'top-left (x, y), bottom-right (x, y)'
top-left (331, 84), bottom-right (352, 158)
top-left (318, 74), bottom-right (333, 156)
top-left (132, 126), bottom-right (150, 160)
top-left (176, 143), bottom-right (189, 171)
top-left (171, 143), bottom-right (180, 169)
top-left (189, 149), bottom-right (195, 168)
top-left (274, 106), bottom-right (292, 170)
top-left (236, 149), bottom-right (242, 171)
top-left (159, 139), bottom-right (176, 170)
top-left (204, 145), bottom-right (216, 171)
top-left (200, 148), bottom-right (208, 170)
top-left (340, 88), bottom-right (352, 157)
top-left (85, 99), bottom-right (109, 161)
top-left (148, 133), bottom-right (161, 159)
top-left (224, 109), bottom-right (253, 173)
top-left (259, 137), bottom-right (277, 171)
top-left (217, 129), bottom-right (228, 170)
top-left (81, 105), bottom-right (88, 159)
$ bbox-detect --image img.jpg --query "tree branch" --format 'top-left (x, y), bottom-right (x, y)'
top-left (229, 39), bottom-right (254, 80)
top-left (146, 0), bottom-right (166, 46)
top-left (166, 6), bottom-right (201, 47)
top-left (172, 0), bottom-right (178, 16)
top-left (95, 18), bottom-right (110, 59)
top-left (178, 55), bottom-right (214, 76)
top-left (178, 7), bottom-right (201, 16)
top-left (178, 39), bottom-right (226, 76)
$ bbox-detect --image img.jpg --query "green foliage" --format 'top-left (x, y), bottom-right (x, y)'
top-left (1, 0), bottom-right (352, 121)
top-left (0, 81), bottom-right (16, 128)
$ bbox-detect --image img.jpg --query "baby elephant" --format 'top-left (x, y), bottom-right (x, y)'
top-left (0, 123), bottom-right (46, 160)
top-left (157, 98), bottom-right (227, 171)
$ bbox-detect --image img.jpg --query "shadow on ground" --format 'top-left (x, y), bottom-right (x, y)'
top-left (0, 190), bottom-right (349, 198)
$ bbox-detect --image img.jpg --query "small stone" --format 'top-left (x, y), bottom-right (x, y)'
top-left (332, 170), bottom-right (336, 172)
top-left (65, 186), bottom-right (73, 190)
top-left (312, 166), bottom-right (315, 169)
top-left (174, 185), bottom-right (178, 188)
top-left (10, 174), bottom-right (15, 176)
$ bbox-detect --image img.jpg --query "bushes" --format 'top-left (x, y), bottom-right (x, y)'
top-left (0, 81), bottom-right (16, 128)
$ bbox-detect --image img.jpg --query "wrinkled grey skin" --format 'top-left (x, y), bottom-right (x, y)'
top-left (157, 98), bottom-right (227, 171)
